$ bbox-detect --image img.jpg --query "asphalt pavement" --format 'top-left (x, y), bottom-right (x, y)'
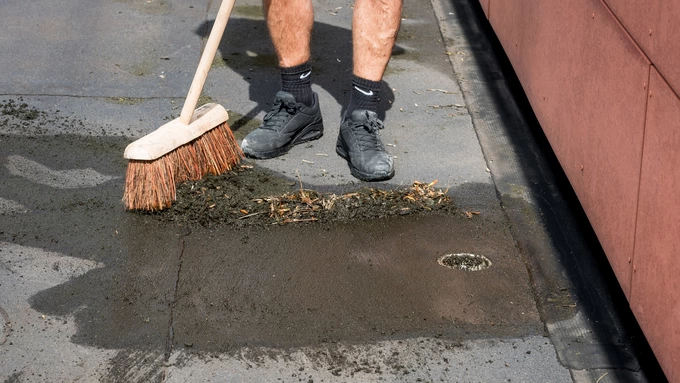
top-left (0, 0), bottom-right (663, 382)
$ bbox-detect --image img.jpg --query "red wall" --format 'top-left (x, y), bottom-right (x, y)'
top-left (631, 67), bottom-right (680, 381)
top-left (604, 0), bottom-right (680, 95)
top-left (482, 0), bottom-right (680, 381)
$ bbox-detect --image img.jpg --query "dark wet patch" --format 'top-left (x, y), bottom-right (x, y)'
top-left (101, 350), bottom-right (164, 383)
top-left (0, 132), bottom-right (538, 367)
top-left (0, 133), bottom-right (178, 353)
top-left (149, 166), bottom-right (456, 228)
top-left (171, 213), bottom-right (542, 354)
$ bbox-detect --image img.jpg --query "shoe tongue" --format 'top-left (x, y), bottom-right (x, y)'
top-left (275, 91), bottom-right (297, 104)
top-left (350, 109), bottom-right (378, 123)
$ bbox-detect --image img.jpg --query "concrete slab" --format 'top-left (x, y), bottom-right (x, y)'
top-left (172, 214), bottom-right (541, 353)
top-left (0, 132), bottom-right (559, 382)
top-left (0, 243), bottom-right (114, 382)
top-left (164, 336), bottom-right (571, 382)
top-left (0, 197), bottom-right (27, 215)
top-left (0, 0), bottom-right (209, 98)
top-left (0, 134), bottom-right (180, 352)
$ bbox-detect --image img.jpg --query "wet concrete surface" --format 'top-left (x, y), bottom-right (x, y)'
top-left (0, 131), bottom-right (558, 381)
top-left (0, 134), bottom-right (179, 352)
top-left (173, 214), bottom-right (541, 353)
top-left (0, 133), bottom-right (539, 353)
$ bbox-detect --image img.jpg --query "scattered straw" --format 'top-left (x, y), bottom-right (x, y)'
top-left (249, 179), bottom-right (452, 225)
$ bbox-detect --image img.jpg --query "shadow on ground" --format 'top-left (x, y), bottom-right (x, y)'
top-left (196, 17), bottom-right (407, 130)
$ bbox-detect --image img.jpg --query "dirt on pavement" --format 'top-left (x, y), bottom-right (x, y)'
top-left (152, 165), bottom-right (458, 228)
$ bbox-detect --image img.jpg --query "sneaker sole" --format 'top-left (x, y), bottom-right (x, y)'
top-left (336, 145), bottom-right (395, 182)
top-left (243, 120), bottom-right (324, 159)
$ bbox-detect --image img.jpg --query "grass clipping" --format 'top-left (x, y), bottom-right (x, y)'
top-left (259, 178), bottom-right (451, 224)
top-left (158, 166), bottom-right (456, 227)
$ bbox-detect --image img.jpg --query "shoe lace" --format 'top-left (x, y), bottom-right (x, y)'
top-left (261, 99), bottom-right (299, 131)
top-left (353, 112), bottom-right (385, 150)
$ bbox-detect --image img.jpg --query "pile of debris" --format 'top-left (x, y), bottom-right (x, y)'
top-left (159, 166), bottom-right (457, 227)
top-left (253, 180), bottom-right (452, 224)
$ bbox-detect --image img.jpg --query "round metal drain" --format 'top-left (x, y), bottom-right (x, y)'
top-left (438, 253), bottom-right (492, 271)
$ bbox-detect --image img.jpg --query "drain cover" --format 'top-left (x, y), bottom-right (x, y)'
top-left (438, 253), bottom-right (492, 271)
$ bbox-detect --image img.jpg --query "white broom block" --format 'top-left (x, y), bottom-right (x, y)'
top-left (124, 103), bottom-right (229, 161)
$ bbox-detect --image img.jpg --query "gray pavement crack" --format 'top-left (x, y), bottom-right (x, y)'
top-left (202, 0), bottom-right (214, 41)
top-left (162, 230), bottom-right (191, 381)
top-left (0, 305), bottom-right (11, 345)
top-left (0, 93), bottom-right (185, 100)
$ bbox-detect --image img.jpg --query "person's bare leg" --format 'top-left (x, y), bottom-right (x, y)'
top-left (240, 0), bottom-right (322, 159)
top-left (335, 0), bottom-right (402, 182)
top-left (344, 0), bottom-right (402, 117)
top-left (352, 0), bottom-right (403, 81)
top-left (262, 0), bottom-right (315, 106)
top-left (263, 0), bottom-right (314, 67)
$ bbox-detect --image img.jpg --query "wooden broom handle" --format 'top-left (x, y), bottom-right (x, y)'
top-left (179, 0), bottom-right (237, 125)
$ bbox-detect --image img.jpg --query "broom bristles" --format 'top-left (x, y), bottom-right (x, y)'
top-left (174, 142), bottom-right (201, 183)
top-left (193, 123), bottom-right (243, 177)
top-left (123, 122), bottom-right (243, 211)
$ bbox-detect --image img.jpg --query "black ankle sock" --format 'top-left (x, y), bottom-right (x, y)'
top-left (346, 75), bottom-right (381, 119)
top-left (280, 62), bottom-right (313, 107)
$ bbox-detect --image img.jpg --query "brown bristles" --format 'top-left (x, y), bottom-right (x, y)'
top-left (123, 122), bottom-right (243, 211)
top-left (123, 158), bottom-right (177, 211)
top-left (174, 141), bottom-right (201, 183)
top-left (193, 123), bottom-right (244, 176)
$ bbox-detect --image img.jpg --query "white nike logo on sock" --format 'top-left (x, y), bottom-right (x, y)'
top-left (299, 71), bottom-right (311, 79)
top-left (354, 86), bottom-right (374, 96)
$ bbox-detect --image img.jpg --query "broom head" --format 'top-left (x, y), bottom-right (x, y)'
top-left (123, 103), bottom-right (243, 211)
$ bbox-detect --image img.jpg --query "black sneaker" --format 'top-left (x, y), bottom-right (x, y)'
top-left (241, 91), bottom-right (324, 159)
top-left (336, 110), bottom-right (395, 181)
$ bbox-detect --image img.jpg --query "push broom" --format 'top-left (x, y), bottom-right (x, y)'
top-left (123, 0), bottom-right (242, 211)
